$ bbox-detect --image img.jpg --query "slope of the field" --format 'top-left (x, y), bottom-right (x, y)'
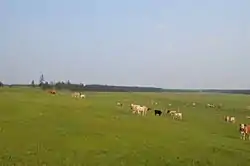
top-left (0, 87), bottom-right (250, 165)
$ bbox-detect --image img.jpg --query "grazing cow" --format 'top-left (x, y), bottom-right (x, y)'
top-left (239, 124), bottom-right (250, 140)
top-left (130, 103), bottom-right (138, 110)
top-left (230, 117), bottom-right (236, 123)
top-left (130, 104), bottom-right (141, 114)
top-left (168, 103), bottom-right (172, 107)
top-left (154, 110), bottom-right (162, 116)
top-left (72, 92), bottom-right (80, 98)
top-left (167, 110), bottom-right (177, 116)
top-left (173, 112), bottom-right (183, 120)
top-left (246, 116), bottom-right (250, 119)
top-left (224, 116), bottom-right (230, 122)
top-left (72, 92), bottom-right (84, 98)
top-left (137, 106), bottom-right (151, 116)
top-left (130, 104), bottom-right (151, 115)
top-left (206, 103), bottom-right (215, 108)
top-left (224, 116), bottom-right (236, 123)
top-left (117, 102), bottom-right (123, 107)
top-left (49, 90), bottom-right (56, 94)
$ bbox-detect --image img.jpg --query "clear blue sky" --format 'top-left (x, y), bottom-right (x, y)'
top-left (1, 0), bottom-right (249, 89)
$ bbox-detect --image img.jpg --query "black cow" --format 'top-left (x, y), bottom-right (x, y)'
top-left (154, 109), bottom-right (162, 116)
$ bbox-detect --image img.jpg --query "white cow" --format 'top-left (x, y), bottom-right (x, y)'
top-left (72, 92), bottom-right (85, 99)
top-left (130, 104), bottom-right (150, 116)
top-left (206, 103), bottom-right (215, 108)
top-left (117, 102), bottom-right (123, 106)
top-left (136, 106), bottom-right (150, 116)
top-left (80, 94), bottom-right (86, 98)
top-left (130, 104), bottom-right (141, 114)
top-left (167, 110), bottom-right (177, 116)
top-left (230, 116), bottom-right (236, 123)
top-left (72, 92), bottom-right (81, 98)
top-left (173, 112), bottom-right (183, 120)
top-left (225, 116), bottom-right (235, 123)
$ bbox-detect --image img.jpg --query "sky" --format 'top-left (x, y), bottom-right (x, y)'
top-left (1, 0), bottom-right (249, 89)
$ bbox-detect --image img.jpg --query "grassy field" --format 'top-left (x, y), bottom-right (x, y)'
top-left (0, 87), bottom-right (250, 165)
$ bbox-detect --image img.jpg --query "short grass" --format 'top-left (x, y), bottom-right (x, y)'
top-left (0, 87), bottom-right (250, 165)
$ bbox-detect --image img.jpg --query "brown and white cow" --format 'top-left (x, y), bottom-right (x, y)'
top-left (49, 90), bottom-right (56, 94)
top-left (239, 124), bottom-right (250, 140)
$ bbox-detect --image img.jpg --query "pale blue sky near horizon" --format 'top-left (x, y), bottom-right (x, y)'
top-left (1, 0), bottom-right (249, 89)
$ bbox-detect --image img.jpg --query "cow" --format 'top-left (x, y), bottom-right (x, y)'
top-left (239, 124), bottom-right (250, 140)
top-left (72, 92), bottom-right (80, 98)
top-left (224, 116), bottom-right (236, 123)
top-left (130, 104), bottom-right (141, 114)
top-left (167, 110), bottom-right (177, 116)
top-left (154, 110), bottom-right (162, 116)
top-left (230, 117), bottom-right (236, 123)
top-left (173, 112), bottom-right (183, 120)
top-left (137, 106), bottom-right (151, 116)
top-left (49, 90), bottom-right (56, 94)
top-left (130, 103), bottom-right (137, 110)
top-left (192, 102), bottom-right (196, 107)
top-left (72, 92), bottom-right (85, 98)
top-left (117, 102), bottom-right (123, 107)
top-left (224, 116), bottom-right (230, 122)
top-left (206, 103), bottom-right (215, 108)
top-left (80, 94), bottom-right (86, 98)
top-left (130, 103), bottom-right (151, 116)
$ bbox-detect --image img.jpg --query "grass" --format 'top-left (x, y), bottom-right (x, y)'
top-left (0, 87), bottom-right (250, 165)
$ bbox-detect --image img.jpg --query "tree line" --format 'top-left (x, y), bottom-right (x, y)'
top-left (0, 74), bottom-right (250, 94)
top-left (0, 74), bottom-right (163, 92)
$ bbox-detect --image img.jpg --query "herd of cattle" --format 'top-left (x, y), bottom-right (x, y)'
top-left (71, 92), bottom-right (86, 98)
top-left (129, 103), bottom-right (183, 120)
top-left (47, 90), bottom-right (250, 141)
top-left (117, 101), bottom-right (250, 141)
top-left (49, 90), bottom-right (86, 98)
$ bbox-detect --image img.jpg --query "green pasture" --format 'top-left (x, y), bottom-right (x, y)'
top-left (0, 87), bottom-right (250, 165)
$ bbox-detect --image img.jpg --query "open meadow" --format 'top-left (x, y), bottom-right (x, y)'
top-left (0, 87), bottom-right (250, 165)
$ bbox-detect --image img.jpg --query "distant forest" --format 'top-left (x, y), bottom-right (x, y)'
top-left (0, 74), bottom-right (250, 94)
